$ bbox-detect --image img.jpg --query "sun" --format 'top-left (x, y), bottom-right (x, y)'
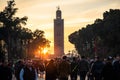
top-left (43, 48), bottom-right (48, 54)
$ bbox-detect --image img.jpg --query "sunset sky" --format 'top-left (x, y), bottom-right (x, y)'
top-left (0, 0), bottom-right (120, 54)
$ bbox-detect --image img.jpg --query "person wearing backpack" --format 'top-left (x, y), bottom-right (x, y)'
top-left (70, 57), bottom-right (79, 80)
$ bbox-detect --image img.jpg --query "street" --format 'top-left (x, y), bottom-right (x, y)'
top-left (12, 74), bottom-right (84, 80)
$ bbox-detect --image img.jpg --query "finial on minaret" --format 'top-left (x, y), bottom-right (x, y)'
top-left (56, 6), bottom-right (61, 19)
top-left (57, 6), bottom-right (60, 10)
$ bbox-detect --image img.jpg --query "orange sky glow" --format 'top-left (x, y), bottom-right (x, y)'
top-left (0, 0), bottom-right (120, 54)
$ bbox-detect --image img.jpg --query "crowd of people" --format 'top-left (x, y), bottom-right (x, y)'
top-left (0, 54), bottom-right (120, 80)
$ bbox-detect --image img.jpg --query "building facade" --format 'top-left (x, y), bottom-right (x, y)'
top-left (54, 7), bottom-right (64, 57)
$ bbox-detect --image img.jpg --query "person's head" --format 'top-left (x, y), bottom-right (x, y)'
top-left (81, 56), bottom-right (85, 58)
top-left (0, 60), bottom-right (3, 65)
top-left (116, 54), bottom-right (120, 61)
top-left (62, 55), bottom-right (67, 60)
top-left (73, 57), bottom-right (76, 61)
top-left (107, 56), bottom-right (113, 62)
top-left (94, 56), bottom-right (100, 61)
top-left (26, 60), bottom-right (33, 67)
top-left (0, 59), bottom-right (4, 65)
top-left (49, 59), bottom-right (54, 63)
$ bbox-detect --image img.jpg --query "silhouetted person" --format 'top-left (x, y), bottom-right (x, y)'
top-left (15, 60), bottom-right (24, 80)
top-left (45, 59), bottom-right (57, 80)
top-left (101, 56), bottom-right (117, 80)
top-left (58, 56), bottom-right (71, 80)
top-left (7, 61), bottom-right (13, 80)
top-left (20, 60), bottom-right (37, 80)
top-left (0, 61), bottom-right (12, 80)
top-left (113, 55), bottom-right (120, 80)
top-left (91, 56), bottom-right (104, 80)
top-left (78, 56), bottom-right (89, 80)
top-left (70, 57), bottom-right (79, 80)
top-left (87, 59), bottom-right (94, 80)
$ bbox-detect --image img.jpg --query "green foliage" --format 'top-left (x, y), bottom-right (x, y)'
top-left (69, 9), bottom-right (120, 58)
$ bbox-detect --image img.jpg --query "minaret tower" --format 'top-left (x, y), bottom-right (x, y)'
top-left (54, 7), bottom-right (64, 57)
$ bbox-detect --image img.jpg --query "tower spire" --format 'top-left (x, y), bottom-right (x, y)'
top-left (57, 6), bottom-right (60, 10)
top-left (56, 6), bottom-right (61, 19)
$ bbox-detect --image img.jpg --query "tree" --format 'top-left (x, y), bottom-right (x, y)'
top-left (0, 0), bottom-right (27, 60)
top-left (28, 29), bottom-right (50, 58)
top-left (69, 9), bottom-right (120, 58)
top-left (0, 0), bottom-right (51, 60)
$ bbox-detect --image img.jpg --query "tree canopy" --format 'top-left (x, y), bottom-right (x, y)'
top-left (69, 9), bottom-right (120, 58)
top-left (0, 0), bottom-right (50, 60)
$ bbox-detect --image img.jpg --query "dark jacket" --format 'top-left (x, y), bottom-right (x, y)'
top-left (0, 64), bottom-right (12, 80)
top-left (78, 59), bottom-right (89, 72)
top-left (101, 62), bottom-right (117, 80)
top-left (45, 60), bottom-right (57, 80)
top-left (58, 60), bottom-right (71, 79)
top-left (23, 67), bottom-right (36, 80)
top-left (91, 61), bottom-right (104, 75)
top-left (71, 61), bottom-right (79, 75)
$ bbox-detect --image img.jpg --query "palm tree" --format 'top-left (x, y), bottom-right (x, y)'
top-left (0, 0), bottom-right (27, 60)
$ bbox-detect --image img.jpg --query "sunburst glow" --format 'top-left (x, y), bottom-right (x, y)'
top-left (0, 0), bottom-right (120, 54)
top-left (43, 48), bottom-right (48, 54)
